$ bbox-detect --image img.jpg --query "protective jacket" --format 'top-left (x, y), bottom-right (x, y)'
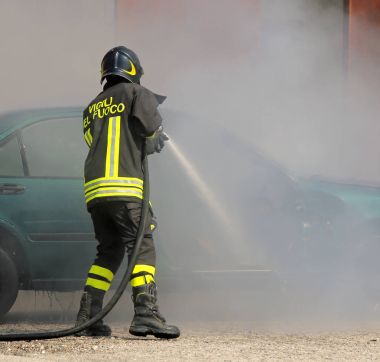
top-left (82, 82), bottom-right (162, 209)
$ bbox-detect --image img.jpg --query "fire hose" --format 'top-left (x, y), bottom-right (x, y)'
top-left (0, 146), bottom-right (150, 341)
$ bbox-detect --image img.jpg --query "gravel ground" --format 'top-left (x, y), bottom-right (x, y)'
top-left (0, 326), bottom-right (380, 361)
top-left (1, 284), bottom-right (380, 361)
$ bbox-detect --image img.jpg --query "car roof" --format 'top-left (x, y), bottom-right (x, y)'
top-left (0, 107), bottom-right (83, 139)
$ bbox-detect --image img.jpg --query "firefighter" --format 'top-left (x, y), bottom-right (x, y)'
top-left (75, 46), bottom-right (180, 339)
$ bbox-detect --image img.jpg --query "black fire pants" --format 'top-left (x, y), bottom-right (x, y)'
top-left (84, 201), bottom-right (157, 295)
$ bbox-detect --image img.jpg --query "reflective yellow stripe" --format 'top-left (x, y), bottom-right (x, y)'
top-left (132, 264), bottom-right (156, 276)
top-left (86, 277), bottom-right (111, 291)
top-left (84, 130), bottom-right (91, 147)
top-left (89, 265), bottom-right (114, 282)
top-left (88, 129), bottom-right (93, 143)
top-left (84, 177), bottom-right (143, 195)
top-left (105, 116), bottom-right (121, 178)
top-left (114, 116), bottom-right (121, 177)
top-left (130, 274), bottom-right (155, 287)
top-left (85, 182), bottom-right (143, 193)
top-left (105, 117), bottom-right (113, 177)
top-left (84, 177), bottom-right (143, 188)
top-left (86, 191), bottom-right (143, 203)
top-left (85, 187), bottom-right (143, 198)
top-left (147, 131), bottom-right (156, 139)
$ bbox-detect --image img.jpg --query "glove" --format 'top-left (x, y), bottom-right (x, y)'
top-left (146, 126), bottom-right (169, 155)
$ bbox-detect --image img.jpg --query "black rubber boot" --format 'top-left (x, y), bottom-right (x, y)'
top-left (129, 283), bottom-right (180, 339)
top-left (75, 291), bottom-right (112, 337)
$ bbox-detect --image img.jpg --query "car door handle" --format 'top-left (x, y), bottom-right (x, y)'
top-left (0, 183), bottom-right (26, 195)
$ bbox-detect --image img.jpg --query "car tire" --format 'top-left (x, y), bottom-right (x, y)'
top-left (0, 248), bottom-right (18, 318)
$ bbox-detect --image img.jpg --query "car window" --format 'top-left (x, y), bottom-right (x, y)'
top-left (0, 135), bottom-right (24, 177)
top-left (22, 118), bottom-right (87, 178)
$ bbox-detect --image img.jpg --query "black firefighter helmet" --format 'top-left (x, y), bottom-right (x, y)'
top-left (100, 46), bottom-right (144, 85)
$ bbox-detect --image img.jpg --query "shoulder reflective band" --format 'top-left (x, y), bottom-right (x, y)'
top-left (84, 128), bottom-right (93, 147)
top-left (105, 116), bottom-right (121, 178)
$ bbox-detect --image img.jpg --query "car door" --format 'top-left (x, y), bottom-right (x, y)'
top-left (3, 116), bottom-right (96, 286)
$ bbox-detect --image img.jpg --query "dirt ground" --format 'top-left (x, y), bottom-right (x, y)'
top-left (1, 284), bottom-right (380, 361)
top-left (0, 325), bottom-right (380, 361)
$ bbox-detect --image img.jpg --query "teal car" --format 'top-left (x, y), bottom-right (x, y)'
top-left (0, 107), bottom-right (293, 317)
top-left (301, 177), bottom-right (380, 296)
top-left (302, 177), bottom-right (380, 222)
top-left (2, 107), bottom-right (379, 317)
top-left (0, 108), bottom-right (95, 315)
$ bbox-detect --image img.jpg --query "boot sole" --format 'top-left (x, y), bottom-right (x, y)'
top-left (129, 326), bottom-right (180, 339)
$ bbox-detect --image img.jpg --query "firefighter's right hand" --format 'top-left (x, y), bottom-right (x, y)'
top-left (146, 126), bottom-right (169, 155)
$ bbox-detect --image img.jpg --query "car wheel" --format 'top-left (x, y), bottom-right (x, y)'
top-left (0, 248), bottom-right (18, 317)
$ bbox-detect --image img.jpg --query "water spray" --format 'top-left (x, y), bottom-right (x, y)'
top-left (166, 138), bottom-right (254, 264)
top-left (167, 139), bottom-right (234, 233)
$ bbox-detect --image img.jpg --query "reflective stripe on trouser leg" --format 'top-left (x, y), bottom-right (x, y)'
top-left (85, 264), bottom-right (114, 292)
top-left (130, 264), bottom-right (156, 287)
